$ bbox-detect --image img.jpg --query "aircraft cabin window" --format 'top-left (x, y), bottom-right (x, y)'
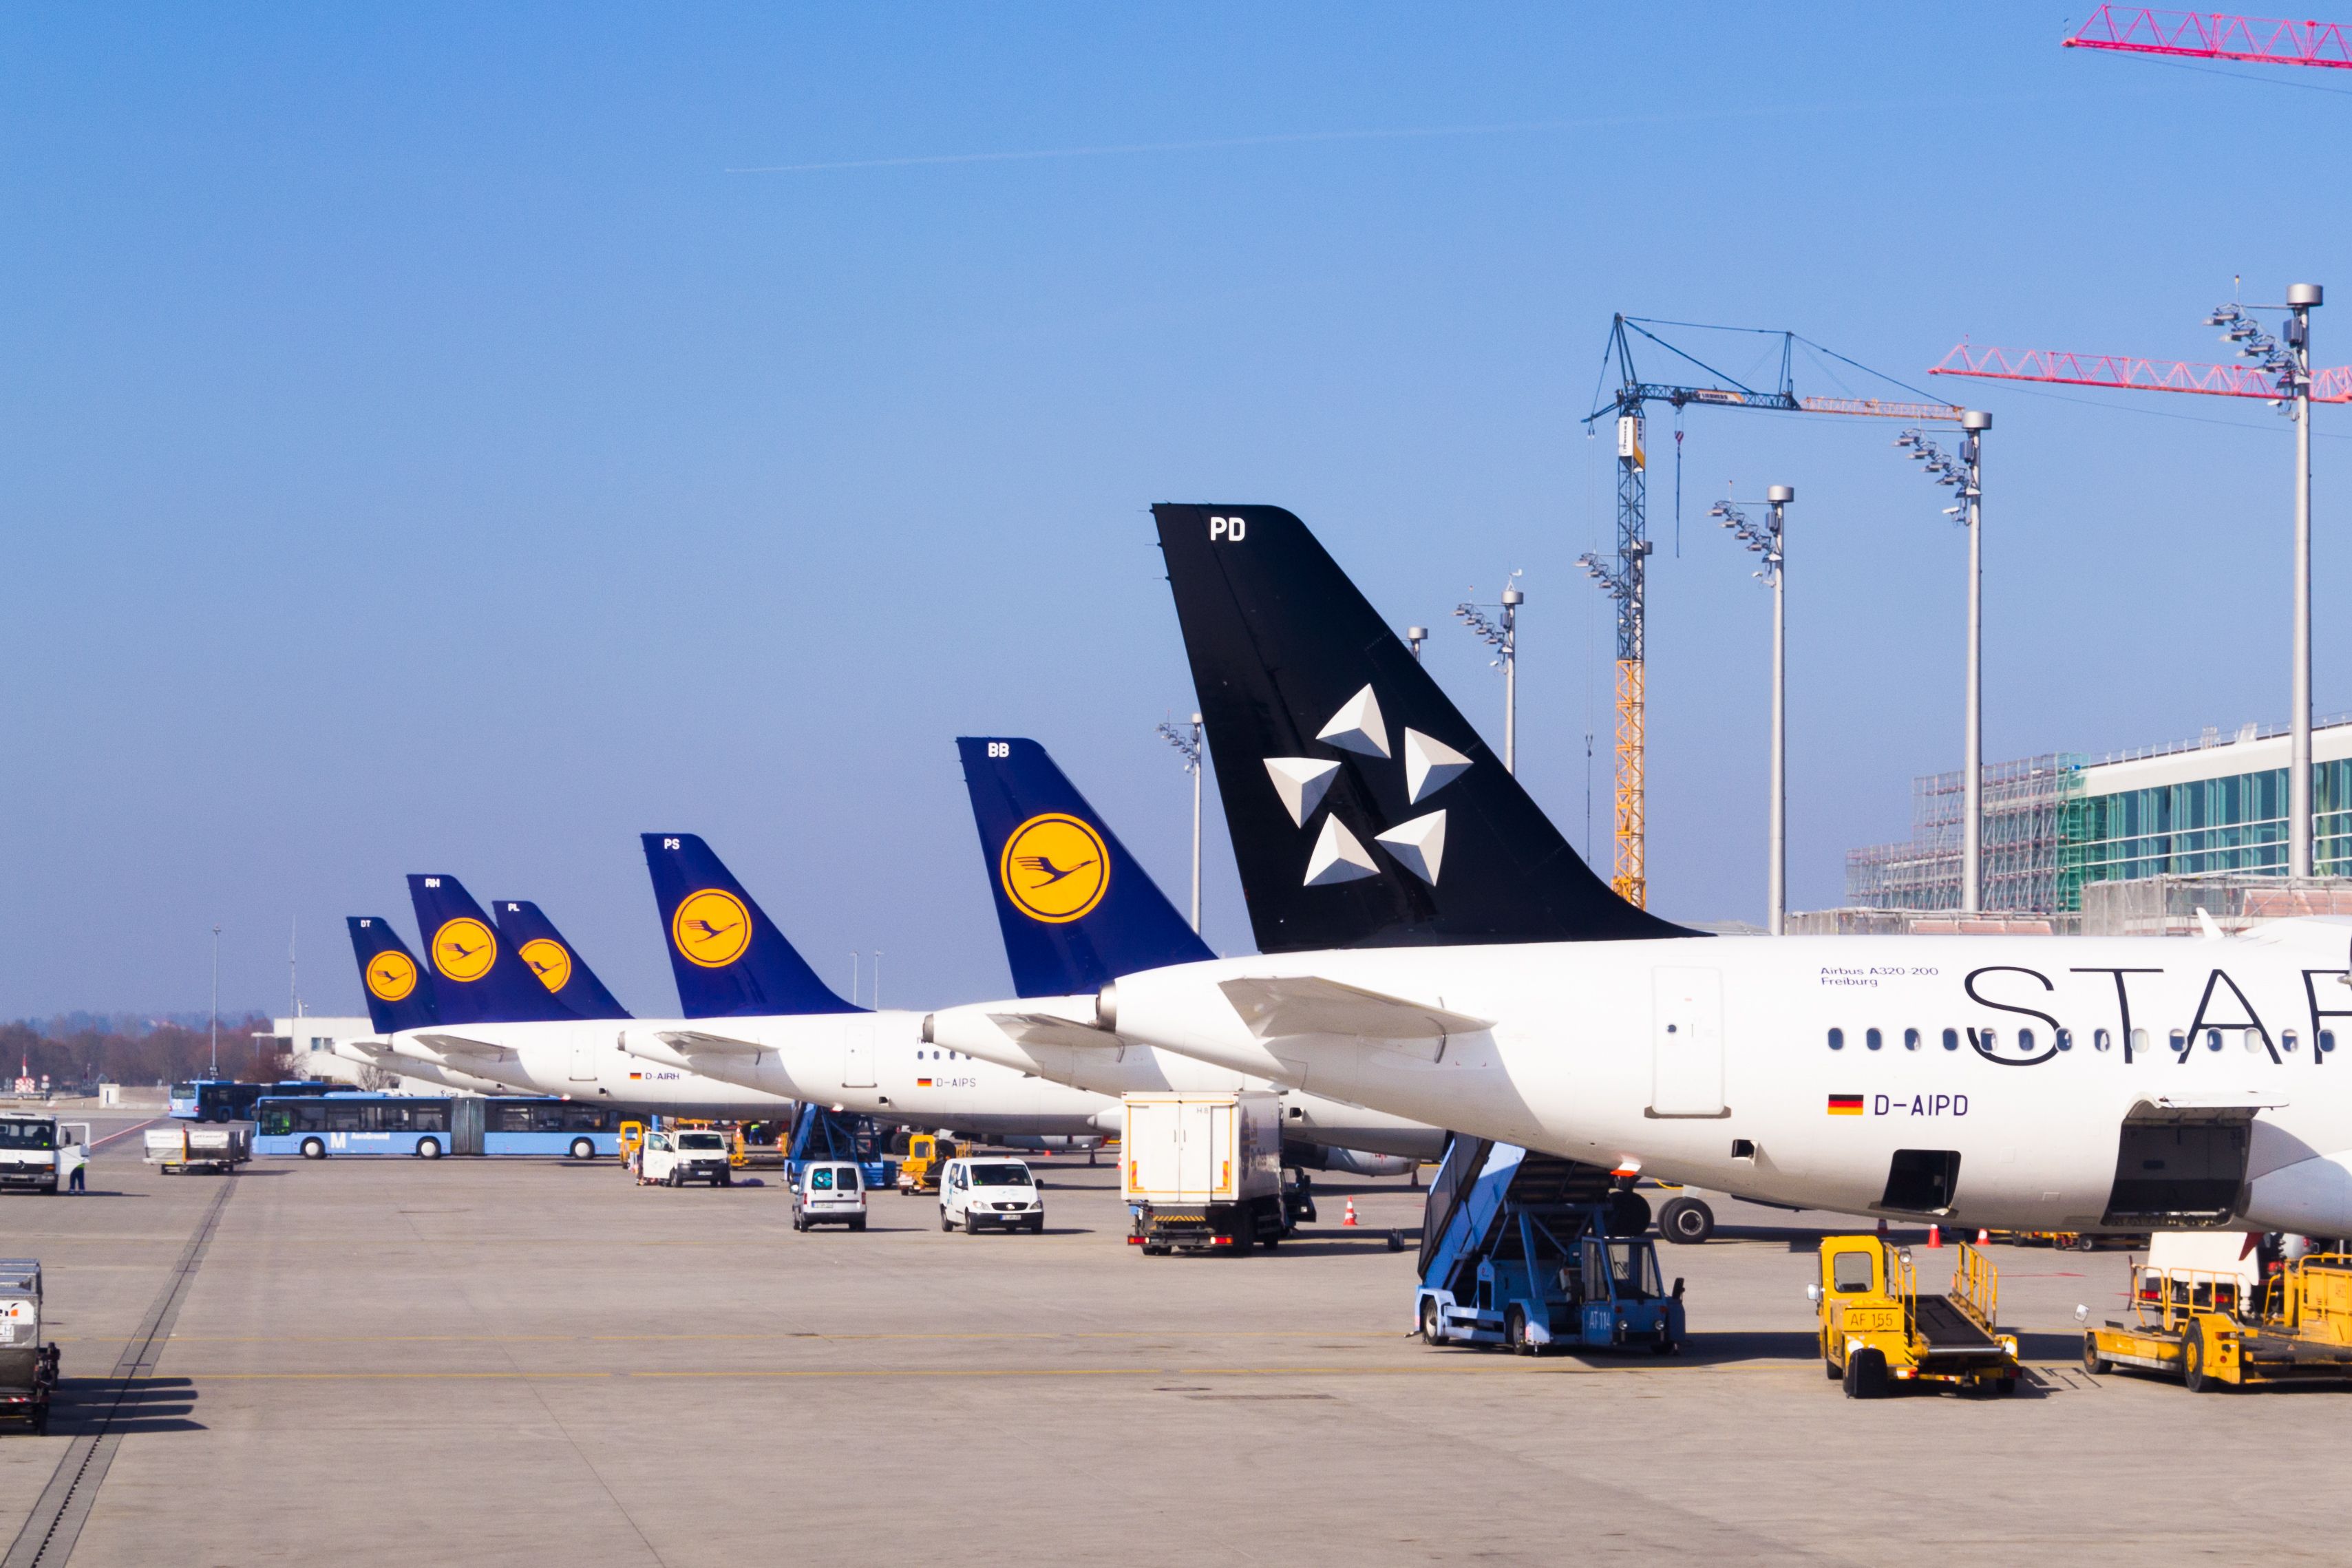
top-left (2055, 1028), bottom-right (2073, 1052)
top-left (2094, 1028), bottom-right (2112, 1052)
top-left (2284, 1030), bottom-right (2300, 1054)
top-left (2244, 1030), bottom-right (2263, 1055)
top-left (2322, 1030), bottom-right (2338, 1055)
top-left (1865, 1028), bottom-right (1883, 1052)
top-left (1903, 1028), bottom-right (1922, 1051)
top-left (1941, 1028), bottom-right (1960, 1052)
top-left (2017, 1028), bottom-right (2037, 1054)
top-left (2132, 1028), bottom-right (2150, 1057)
top-left (2207, 1029), bottom-right (2224, 1052)
top-left (2169, 1030), bottom-right (2188, 1056)
top-left (1827, 1028), bottom-right (1845, 1051)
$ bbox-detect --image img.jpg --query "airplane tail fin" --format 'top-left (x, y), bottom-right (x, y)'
top-left (347, 916), bottom-right (439, 1035)
top-left (405, 873), bottom-right (578, 1025)
top-left (956, 737), bottom-right (1216, 997)
top-left (490, 900), bottom-right (633, 1020)
top-left (640, 834), bottom-right (860, 1018)
top-left (1151, 503), bottom-right (1695, 951)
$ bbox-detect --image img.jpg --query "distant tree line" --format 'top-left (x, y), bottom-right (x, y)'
top-left (0, 1013), bottom-right (282, 1090)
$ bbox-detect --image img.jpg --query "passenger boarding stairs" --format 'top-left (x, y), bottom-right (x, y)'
top-left (1417, 1136), bottom-right (1617, 1303)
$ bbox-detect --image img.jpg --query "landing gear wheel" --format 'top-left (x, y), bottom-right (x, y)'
top-left (301, 1138), bottom-right (326, 1161)
top-left (2183, 1333), bottom-right (2215, 1393)
top-left (2082, 1333), bottom-right (2112, 1376)
top-left (1658, 1196), bottom-right (1715, 1245)
top-left (1843, 1348), bottom-right (1889, 1399)
top-left (1420, 1297), bottom-right (1445, 1346)
top-left (1505, 1306), bottom-right (1531, 1355)
top-left (569, 1138), bottom-right (595, 1161)
top-left (1607, 1189), bottom-right (1653, 1238)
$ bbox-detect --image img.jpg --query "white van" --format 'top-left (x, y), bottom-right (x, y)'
top-left (792, 1163), bottom-right (868, 1231)
top-left (940, 1156), bottom-right (1043, 1233)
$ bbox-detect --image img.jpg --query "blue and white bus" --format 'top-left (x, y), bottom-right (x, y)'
top-left (253, 1094), bottom-right (631, 1160)
top-left (171, 1079), bottom-right (343, 1121)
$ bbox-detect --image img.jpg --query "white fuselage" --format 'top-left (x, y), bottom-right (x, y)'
top-left (925, 999), bottom-right (1445, 1161)
top-left (381, 1022), bottom-right (794, 1118)
top-left (1104, 926), bottom-right (2352, 1235)
top-left (615, 1006), bottom-right (1120, 1136)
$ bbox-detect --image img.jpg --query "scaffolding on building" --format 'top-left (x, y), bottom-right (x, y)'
top-left (2079, 873), bottom-right (2352, 937)
top-left (1845, 754), bottom-right (2087, 916)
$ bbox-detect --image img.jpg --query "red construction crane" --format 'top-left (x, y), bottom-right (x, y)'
top-left (1929, 343), bottom-right (2352, 403)
top-left (2066, 6), bottom-right (2352, 67)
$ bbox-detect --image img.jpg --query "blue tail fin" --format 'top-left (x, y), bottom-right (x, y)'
top-left (405, 873), bottom-right (578, 1025)
top-left (490, 900), bottom-right (633, 1021)
top-left (956, 737), bottom-right (1216, 997)
top-left (640, 834), bottom-right (860, 1018)
top-left (348, 916), bottom-right (439, 1035)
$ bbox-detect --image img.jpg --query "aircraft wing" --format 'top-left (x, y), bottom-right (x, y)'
top-left (1217, 976), bottom-right (1492, 1047)
top-left (409, 1032), bottom-right (522, 1064)
top-left (986, 1013), bottom-right (1121, 1052)
top-left (655, 1030), bottom-right (767, 1058)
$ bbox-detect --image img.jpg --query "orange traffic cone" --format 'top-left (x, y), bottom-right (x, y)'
top-left (1927, 1225), bottom-right (1942, 1249)
top-left (1976, 1229), bottom-right (1991, 1245)
top-left (1343, 1198), bottom-right (1359, 1227)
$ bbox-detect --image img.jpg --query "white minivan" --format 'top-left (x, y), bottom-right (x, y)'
top-left (792, 1163), bottom-right (869, 1231)
top-left (940, 1157), bottom-right (1044, 1234)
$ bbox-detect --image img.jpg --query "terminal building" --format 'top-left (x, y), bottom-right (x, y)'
top-left (1803, 714), bottom-right (2352, 935)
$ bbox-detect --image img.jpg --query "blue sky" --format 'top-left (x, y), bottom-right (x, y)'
top-left (6, 4), bottom-right (2349, 1017)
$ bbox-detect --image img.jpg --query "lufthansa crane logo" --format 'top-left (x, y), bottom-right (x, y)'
top-left (672, 889), bottom-right (752, 968)
top-left (999, 813), bottom-right (1109, 924)
top-left (366, 950), bottom-right (418, 1003)
top-left (432, 917), bottom-right (498, 983)
top-left (519, 938), bottom-right (571, 993)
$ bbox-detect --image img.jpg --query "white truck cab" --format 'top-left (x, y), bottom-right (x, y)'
top-left (940, 1156), bottom-right (1044, 1234)
top-left (639, 1128), bottom-right (734, 1188)
top-left (0, 1116), bottom-right (89, 1195)
top-left (791, 1163), bottom-right (869, 1231)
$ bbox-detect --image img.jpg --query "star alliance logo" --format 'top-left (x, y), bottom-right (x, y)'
top-left (1261, 684), bottom-right (1470, 889)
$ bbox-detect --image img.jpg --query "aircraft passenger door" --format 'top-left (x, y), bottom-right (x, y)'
top-left (843, 1021), bottom-right (876, 1088)
top-left (1649, 968), bottom-right (1726, 1117)
top-left (569, 1039), bottom-right (597, 1082)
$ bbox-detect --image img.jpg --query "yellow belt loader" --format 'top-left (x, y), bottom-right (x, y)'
top-left (1812, 1235), bottom-right (2020, 1399)
top-left (2082, 1251), bottom-right (2352, 1393)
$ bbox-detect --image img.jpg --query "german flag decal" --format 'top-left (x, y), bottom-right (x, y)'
top-left (916, 1077), bottom-right (934, 1088)
top-left (1827, 1094), bottom-right (1865, 1116)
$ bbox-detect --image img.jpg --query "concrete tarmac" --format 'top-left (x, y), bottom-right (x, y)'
top-left (3, 1119), bottom-right (2346, 1566)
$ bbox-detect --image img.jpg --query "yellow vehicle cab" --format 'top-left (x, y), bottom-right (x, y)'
top-left (2081, 1238), bottom-right (2352, 1392)
top-left (1812, 1235), bottom-right (2020, 1399)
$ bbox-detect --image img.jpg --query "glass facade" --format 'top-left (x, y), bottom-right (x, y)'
top-left (2074, 759), bottom-right (2352, 887)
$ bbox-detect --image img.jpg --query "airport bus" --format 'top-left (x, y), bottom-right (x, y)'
top-left (253, 1094), bottom-right (631, 1160)
top-left (170, 1079), bottom-right (343, 1122)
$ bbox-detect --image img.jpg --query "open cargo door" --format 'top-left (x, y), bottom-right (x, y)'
top-left (2102, 1094), bottom-right (2279, 1228)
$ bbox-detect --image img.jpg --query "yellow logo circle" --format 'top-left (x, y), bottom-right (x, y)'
top-left (432, 917), bottom-right (498, 983)
top-left (519, 938), bottom-right (571, 993)
top-left (366, 950), bottom-right (418, 1003)
top-left (672, 889), bottom-right (752, 969)
top-left (999, 813), bottom-right (1110, 924)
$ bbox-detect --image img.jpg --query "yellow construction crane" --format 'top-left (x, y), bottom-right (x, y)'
top-left (1580, 317), bottom-right (1960, 907)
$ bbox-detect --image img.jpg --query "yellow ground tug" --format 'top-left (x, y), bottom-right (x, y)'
top-left (1812, 1234), bottom-right (2020, 1399)
top-left (2080, 1241), bottom-right (2352, 1392)
top-left (893, 1133), bottom-right (966, 1196)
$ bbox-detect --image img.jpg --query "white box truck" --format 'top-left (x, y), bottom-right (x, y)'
top-left (0, 1115), bottom-right (89, 1194)
top-left (1123, 1091), bottom-right (1289, 1255)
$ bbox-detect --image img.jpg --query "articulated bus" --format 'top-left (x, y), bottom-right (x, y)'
top-left (170, 1079), bottom-right (343, 1122)
top-left (253, 1094), bottom-right (634, 1160)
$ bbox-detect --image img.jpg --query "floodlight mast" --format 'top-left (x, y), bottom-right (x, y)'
top-left (1454, 580), bottom-right (1524, 773)
top-left (1156, 714), bottom-right (1206, 931)
top-left (1711, 487), bottom-right (1793, 934)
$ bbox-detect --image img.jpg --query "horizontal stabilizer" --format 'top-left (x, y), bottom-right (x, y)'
top-left (986, 1013), bottom-right (1123, 1052)
top-left (410, 1032), bottom-right (521, 1064)
top-left (655, 1030), bottom-right (767, 1058)
top-left (1218, 975), bottom-right (1492, 1045)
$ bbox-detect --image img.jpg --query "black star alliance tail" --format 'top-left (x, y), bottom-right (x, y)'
top-left (1152, 503), bottom-right (1696, 952)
